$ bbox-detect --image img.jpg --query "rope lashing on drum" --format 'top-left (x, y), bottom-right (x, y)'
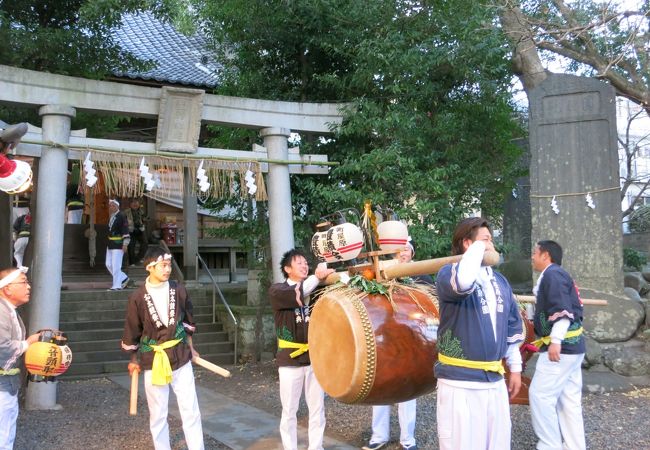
top-left (150, 339), bottom-right (181, 385)
top-left (438, 354), bottom-right (505, 375)
top-left (278, 339), bottom-right (309, 358)
top-left (531, 327), bottom-right (584, 350)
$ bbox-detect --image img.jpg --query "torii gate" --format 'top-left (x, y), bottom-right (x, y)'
top-left (0, 64), bottom-right (346, 409)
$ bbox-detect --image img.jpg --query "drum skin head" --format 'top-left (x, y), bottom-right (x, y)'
top-left (309, 292), bottom-right (368, 403)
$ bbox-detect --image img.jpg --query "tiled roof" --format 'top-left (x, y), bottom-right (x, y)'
top-left (112, 11), bottom-right (221, 88)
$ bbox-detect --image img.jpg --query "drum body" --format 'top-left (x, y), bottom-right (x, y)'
top-left (309, 285), bottom-right (439, 405)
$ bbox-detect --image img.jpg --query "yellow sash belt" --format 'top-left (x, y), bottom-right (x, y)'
top-left (278, 339), bottom-right (309, 358)
top-left (150, 339), bottom-right (181, 385)
top-left (532, 327), bottom-right (583, 349)
top-left (0, 368), bottom-right (20, 376)
top-left (108, 236), bottom-right (123, 241)
top-left (438, 353), bottom-right (505, 375)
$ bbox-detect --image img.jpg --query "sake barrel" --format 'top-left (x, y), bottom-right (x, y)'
top-left (377, 221), bottom-right (408, 252)
top-left (311, 223), bottom-right (364, 263)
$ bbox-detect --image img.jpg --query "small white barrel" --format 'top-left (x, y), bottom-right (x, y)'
top-left (377, 220), bottom-right (408, 252)
top-left (311, 223), bottom-right (364, 262)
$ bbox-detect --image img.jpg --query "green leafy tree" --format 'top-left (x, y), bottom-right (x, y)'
top-left (0, 0), bottom-right (180, 131)
top-left (190, 0), bottom-right (524, 259)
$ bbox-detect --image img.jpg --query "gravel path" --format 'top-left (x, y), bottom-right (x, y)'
top-left (14, 361), bottom-right (650, 449)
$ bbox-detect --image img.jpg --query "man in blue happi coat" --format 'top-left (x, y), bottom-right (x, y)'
top-left (435, 217), bottom-right (523, 450)
top-left (529, 240), bottom-right (586, 450)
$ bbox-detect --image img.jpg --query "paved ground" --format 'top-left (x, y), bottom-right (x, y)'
top-left (14, 358), bottom-right (650, 450)
top-left (108, 374), bottom-right (354, 450)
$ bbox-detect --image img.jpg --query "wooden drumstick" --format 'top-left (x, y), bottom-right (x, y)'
top-left (129, 370), bottom-right (138, 416)
top-left (516, 295), bottom-right (608, 306)
top-left (193, 356), bottom-right (232, 378)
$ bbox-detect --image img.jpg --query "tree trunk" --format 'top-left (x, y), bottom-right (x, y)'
top-left (497, 3), bottom-right (549, 94)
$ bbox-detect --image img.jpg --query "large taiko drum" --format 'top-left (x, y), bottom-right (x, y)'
top-left (507, 306), bottom-right (537, 405)
top-left (309, 284), bottom-right (439, 405)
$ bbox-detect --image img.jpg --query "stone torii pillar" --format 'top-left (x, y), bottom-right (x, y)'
top-left (26, 105), bottom-right (75, 410)
top-left (261, 127), bottom-right (295, 283)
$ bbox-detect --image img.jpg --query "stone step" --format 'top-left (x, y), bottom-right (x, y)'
top-left (59, 288), bottom-right (214, 302)
top-left (69, 341), bottom-right (234, 363)
top-left (61, 314), bottom-right (225, 331)
top-left (60, 299), bottom-right (127, 312)
top-left (66, 327), bottom-right (229, 343)
top-left (60, 305), bottom-right (217, 322)
top-left (69, 330), bottom-right (233, 353)
top-left (59, 295), bottom-right (220, 312)
top-left (60, 292), bottom-right (216, 303)
top-left (63, 352), bottom-right (235, 377)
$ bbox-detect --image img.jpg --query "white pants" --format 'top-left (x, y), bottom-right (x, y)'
top-left (0, 390), bottom-right (18, 450)
top-left (105, 248), bottom-right (127, 289)
top-left (437, 379), bottom-right (511, 450)
top-left (143, 361), bottom-right (204, 450)
top-left (13, 237), bottom-right (28, 268)
top-left (278, 365), bottom-right (326, 450)
top-left (530, 352), bottom-right (586, 450)
top-left (67, 209), bottom-right (83, 224)
top-left (370, 399), bottom-right (416, 447)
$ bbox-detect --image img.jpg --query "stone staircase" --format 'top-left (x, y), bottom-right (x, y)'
top-left (60, 286), bottom-right (236, 377)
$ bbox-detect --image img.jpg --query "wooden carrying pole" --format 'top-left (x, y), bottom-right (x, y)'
top-left (516, 295), bottom-right (608, 306)
top-left (129, 371), bottom-right (138, 416)
top-left (382, 251), bottom-right (500, 280)
top-left (322, 251), bottom-right (501, 285)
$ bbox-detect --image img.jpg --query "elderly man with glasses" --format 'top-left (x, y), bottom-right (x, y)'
top-left (0, 266), bottom-right (41, 449)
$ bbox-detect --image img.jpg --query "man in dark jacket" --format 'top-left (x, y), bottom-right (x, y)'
top-left (269, 248), bottom-right (333, 450)
top-left (529, 240), bottom-right (586, 450)
top-left (121, 247), bottom-right (203, 450)
top-left (12, 211), bottom-right (30, 267)
top-left (106, 199), bottom-right (130, 290)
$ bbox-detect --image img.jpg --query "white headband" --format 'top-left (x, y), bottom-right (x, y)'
top-left (0, 267), bottom-right (28, 289)
top-left (146, 254), bottom-right (172, 270)
top-left (407, 242), bottom-right (415, 256)
top-left (109, 199), bottom-right (120, 207)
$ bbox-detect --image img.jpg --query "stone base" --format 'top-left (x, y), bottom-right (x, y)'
top-left (215, 305), bottom-right (275, 362)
